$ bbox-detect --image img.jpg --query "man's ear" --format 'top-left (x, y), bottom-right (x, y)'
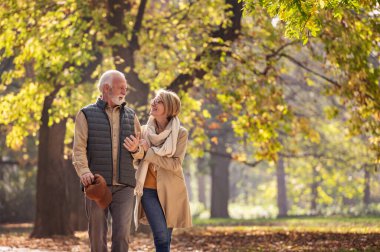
top-left (104, 83), bottom-right (111, 92)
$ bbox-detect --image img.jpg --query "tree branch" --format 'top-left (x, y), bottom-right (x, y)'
top-left (0, 160), bottom-right (19, 166)
top-left (129, 0), bottom-right (147, 54)
top-left (280, 53), bottom-right (341, 88)
top-left (106, 0), bottom-right (149, 108)
top-left (265, 41), bottom-right (300, 60)
top-left (167, 0), bottom-right (243, 93)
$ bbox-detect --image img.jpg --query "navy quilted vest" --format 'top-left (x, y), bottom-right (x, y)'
top-left (81, 98), bottom-right (136, 187)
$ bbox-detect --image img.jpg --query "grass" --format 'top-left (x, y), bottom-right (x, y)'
top-left (0, 223), bottom-right (33, 235)
top-left (192, 215), bottom-right (380, 233)
top-left (2, 216), bottom-right (380, 234)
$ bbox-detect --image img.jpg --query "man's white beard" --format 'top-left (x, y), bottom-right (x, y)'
top-left (110, 95), bottom-right (124, 106)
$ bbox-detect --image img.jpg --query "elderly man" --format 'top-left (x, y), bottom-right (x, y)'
top-left (72, 70), bottom-right (143, 252)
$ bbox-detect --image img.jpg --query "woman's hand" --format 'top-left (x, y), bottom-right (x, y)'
top-left (123, 135), bottom-right (140, 152)
top-left (140, 139), bottom-right (149, 152)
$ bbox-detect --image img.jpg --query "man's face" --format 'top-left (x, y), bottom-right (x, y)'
top-left (106, 76), bottom-right (127, 106)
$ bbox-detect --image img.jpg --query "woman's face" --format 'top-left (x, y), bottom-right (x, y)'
top-left (150, 95), bottom-right (166, 118)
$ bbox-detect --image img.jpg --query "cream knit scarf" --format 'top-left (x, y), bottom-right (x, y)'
top-left (134, 116), bottom-right (180, 229)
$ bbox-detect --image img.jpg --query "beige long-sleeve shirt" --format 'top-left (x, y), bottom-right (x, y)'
top-left (72, 104), bottom-right (144, 185)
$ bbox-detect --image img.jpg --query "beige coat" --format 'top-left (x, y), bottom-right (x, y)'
top-left (137, 126), bottom-right (192, 228)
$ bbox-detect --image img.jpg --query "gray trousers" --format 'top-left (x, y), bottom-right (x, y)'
top-left (85, 185), bottom-right (134, 252)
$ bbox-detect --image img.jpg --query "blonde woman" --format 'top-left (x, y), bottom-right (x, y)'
top-left (123, 89), bottom-right (192, 252)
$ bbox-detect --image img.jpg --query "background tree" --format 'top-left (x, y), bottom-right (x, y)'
top-left (0, 0), bottom-right (379, 237)
top-left (0, 0), bottom-right (103, 236)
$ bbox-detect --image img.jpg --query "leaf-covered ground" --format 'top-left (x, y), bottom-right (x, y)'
top-left (1, 217), bottom-right (380, 251)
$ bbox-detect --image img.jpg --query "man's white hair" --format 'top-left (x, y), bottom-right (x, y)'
top-left (98, 70), bottom-right (126, 93)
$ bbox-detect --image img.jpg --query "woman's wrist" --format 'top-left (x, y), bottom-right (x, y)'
top-left (143, 147), bottom-right (150, 159)
top-left (131, 146), bottom-right (140, 154)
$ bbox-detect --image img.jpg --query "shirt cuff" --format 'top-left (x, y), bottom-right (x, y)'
top-left (131, 146), bottom-right (140, 154)
top-left (76, 167), bottom-right (92, 177)
top-left (131, 146), bottom-right (144, 159)
top-left (144, 148), bottom-right (155, 162)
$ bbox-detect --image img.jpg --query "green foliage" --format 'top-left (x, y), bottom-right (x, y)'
top-left (131, 0), bottom-right (228, 87)
top-left (0, 0), bottom-right (102, 150)
top-left (193, 216), bottom-right (380, 231)
top-left (1, 0), bottom-right (378, 163)
top-left (0, 1), bottom-right (379, 220)
top-left (243, 0), bottom-right (380, 162)
top-left (243, 0), bottom-right (378, 42)
top-left (178, 90), bottom-right (209, 158)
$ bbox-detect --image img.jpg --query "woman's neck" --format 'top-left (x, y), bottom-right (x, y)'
top-left (155, 117), bottom-right (169, 132)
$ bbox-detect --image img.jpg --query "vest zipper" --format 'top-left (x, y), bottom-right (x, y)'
top-left (117, 107), bottom-right (123, 184)
top-left (102, 108), bottom-right (114, 184)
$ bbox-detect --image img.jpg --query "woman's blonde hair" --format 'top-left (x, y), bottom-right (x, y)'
top-left (156, 89), bottom-right (181, 119)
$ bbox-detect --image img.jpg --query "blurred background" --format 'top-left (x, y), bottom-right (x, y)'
top-left (0, 0), bottom-right (379, 240)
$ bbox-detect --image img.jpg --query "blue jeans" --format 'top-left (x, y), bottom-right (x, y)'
top-left (141, 188), bottom-right (173, 252)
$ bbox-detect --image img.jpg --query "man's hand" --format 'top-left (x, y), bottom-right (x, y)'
top-left (123, 135), bottom-right (140, 152)
top-left (81, 172), bottom-right (94, 187)
top-left (139, 139), bottom-right (149, 152)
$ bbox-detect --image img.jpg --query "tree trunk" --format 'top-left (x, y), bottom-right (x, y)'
top-left (364, 165), bottom-right (371, 207)
top-left (276, 156), bottom-right (288, 217)
top-left (310, 165), bottom-right (319, 214)
top-left (198, 174), bottom-right (207, 207)
top-left (183, 156), bottom-right (192, 201)
top-left (65, 159), bottom-right (87, 231)
top-left (210, 141), bottom-right (230, 218)
top-left (229, 165), bottom-right (239, 203)
top-left (197, 156), bottom-right (208, 207)
top-left (184, 171), bottom-right (192, 201)
top-left (107, 0), bottom-right (150, 115)
top-left (31, 91), bottom-right (72, 237)
top-left (167, 0), bottom-right (243, 93)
